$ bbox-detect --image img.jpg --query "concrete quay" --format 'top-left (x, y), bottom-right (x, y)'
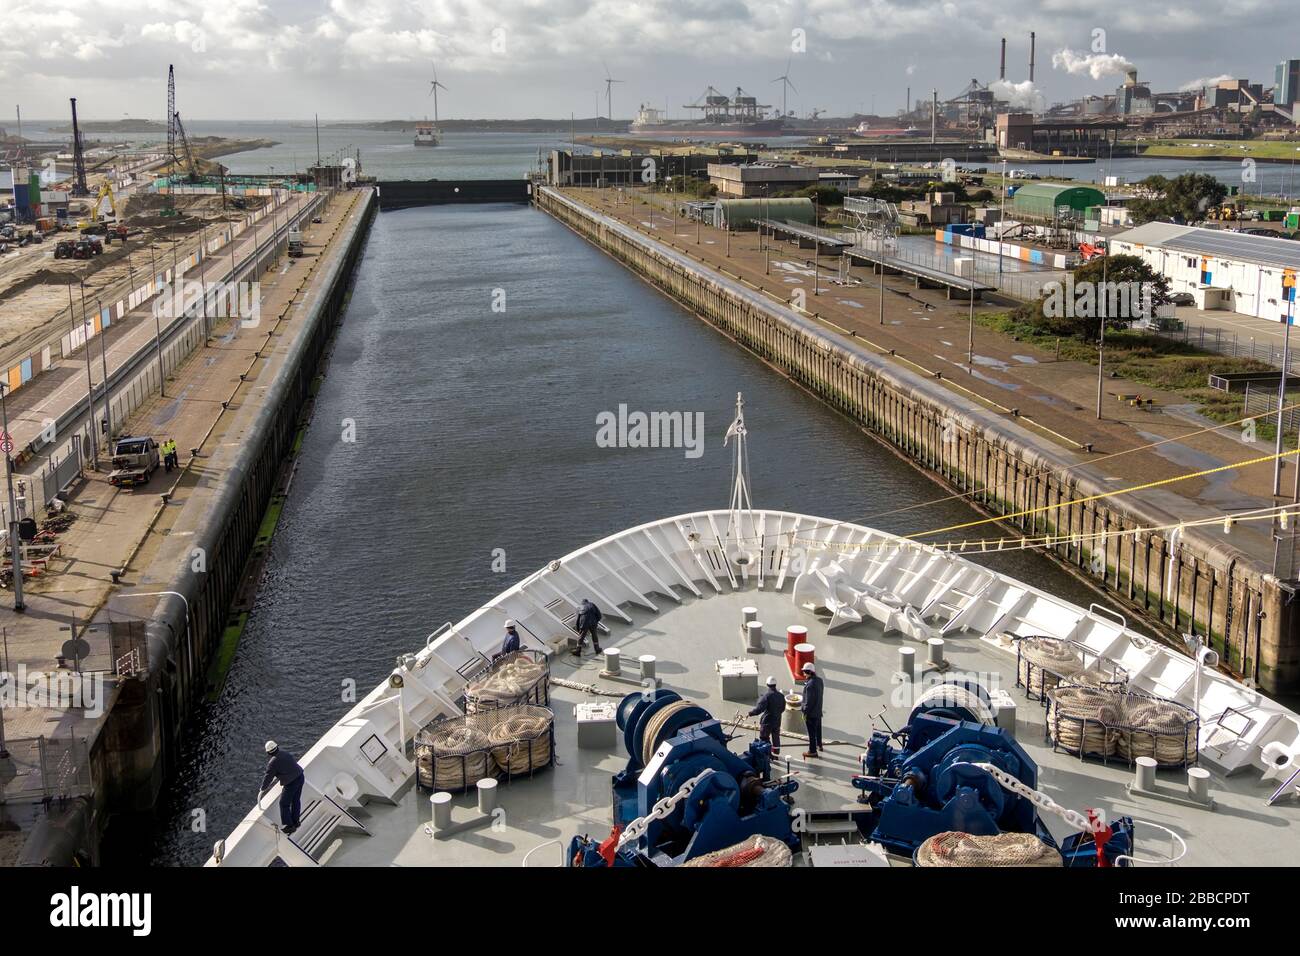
top-left (536, 184), bottom-right (1299, 696)
top-left (0, 186), bottom-right (375, 865)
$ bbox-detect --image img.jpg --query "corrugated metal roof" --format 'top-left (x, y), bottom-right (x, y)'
top-left (1110, 221), bottom-right (1194, 247)
top-left (1011, 182), bottom-right (1106, 203)
top-left (1113, 222), bottom-right (1300, 270)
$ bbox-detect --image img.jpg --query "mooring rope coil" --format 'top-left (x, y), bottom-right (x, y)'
top-left (916, 831), bottom-right (1061, 867)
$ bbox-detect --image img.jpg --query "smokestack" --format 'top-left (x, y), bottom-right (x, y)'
top-left (906, 86), bottom-right (911, 116)
top-left (931, 89), bottom-right (937, 144)
top-left (1029, 32), bottom-right (1035, 83)
top-left (1000, 38), bottom-right (1006, 81)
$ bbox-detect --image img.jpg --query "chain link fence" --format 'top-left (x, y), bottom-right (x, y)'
top-left (0, 736), bottom-right (93, 805)
top-left (1151, 319), bottom-right (1300, 374)
top-left (1242, 382), bottom-right (1300, 433)
top-left (838, 231), bottom-right (1066, 304)
top-left (1, 437), bottom-right (83, 528)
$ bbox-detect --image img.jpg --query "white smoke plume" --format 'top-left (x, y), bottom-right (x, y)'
top-left (1052, 48), bottom-right (1136, 81)
top-left (990, 79), bottom-right (1045, 111)
top-left (1179, 74), bottom-right (1234, 92)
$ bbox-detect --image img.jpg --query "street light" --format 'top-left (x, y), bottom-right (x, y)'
top-left (1096, 250), bottom-right (1109, 420)
top-left (78, 280), bottom-right (100, 466)
top-left (112, 590), bottom-right (193, 672)
top-left (152, 240), bottom-right (166, 398)
top-left (1275, 277), bottom-right (1296, 497)
top-left (0, 381), bottom-right (25, 613)
top-left (998, 159), bottom-right (1008, 290)
top-left (96, 300), bottom-right (114, 444)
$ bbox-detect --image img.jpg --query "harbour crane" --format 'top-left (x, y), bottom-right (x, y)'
top-left (69, 97), bottom-right (90, 197)
top-left (173, 111), bottom-right (200, 182)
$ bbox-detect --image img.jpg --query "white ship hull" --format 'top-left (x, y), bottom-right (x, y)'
top-left (209, 506), bottom-right (1300, 868)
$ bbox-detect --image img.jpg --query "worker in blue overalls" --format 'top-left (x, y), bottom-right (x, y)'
top-left (748, 676), bottom-right (786, 758)
top-left (574, 598), bottom-right (603, 655)
top-left (500, 620), bottom-right (522, 656)
top-left (801, 662), bottom-right (824, 758)
top-left (259, 741), bottom-right (305, 836)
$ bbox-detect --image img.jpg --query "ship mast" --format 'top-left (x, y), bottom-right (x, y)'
top-left (724, 392), bottom-right (754, 555)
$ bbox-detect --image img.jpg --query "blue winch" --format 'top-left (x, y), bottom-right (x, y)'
top-left (569, 690), bottom-right (799, 866)
top-left (852, 681), bottom-right (1133, 866)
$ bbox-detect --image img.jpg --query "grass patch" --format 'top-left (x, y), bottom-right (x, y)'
top-left (976, 311), bottom-right (1295, 442)
top-left (1139, 139), bottom-right (1300, 161)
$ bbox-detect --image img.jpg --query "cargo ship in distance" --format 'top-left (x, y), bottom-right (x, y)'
top-left (631, 87), bottom-right (786, 136)
top-left (414, 120), bottom-right (439, 147)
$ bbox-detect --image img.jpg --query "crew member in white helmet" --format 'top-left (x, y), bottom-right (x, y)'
top-left (259, 741), bottom-right (305, 835)
top-left (500, 620), bottom-right (522, 655)
top-left (800, 662), bottom-right (824, 758)
top-left (747, 676), bottom-right (786, 758)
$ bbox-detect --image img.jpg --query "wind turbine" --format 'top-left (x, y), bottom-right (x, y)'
top-left (428, 61), bottom-right (449, 126)
top-left (603, 62), bottom-right (624, 122)
top-left (772, 57), bottom-right (797, 117)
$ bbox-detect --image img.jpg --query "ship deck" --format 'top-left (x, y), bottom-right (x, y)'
top-left (317, 583), bottom-right (1297, 868)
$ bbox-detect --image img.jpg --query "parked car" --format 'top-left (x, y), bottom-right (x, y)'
top-left (1168, 292), bottom-right (1195, 307)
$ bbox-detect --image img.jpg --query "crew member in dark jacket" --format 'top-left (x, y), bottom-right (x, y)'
top-left (800, 662), bottom-right (824, 758)
top-left (574, 599), bottom-right (603, 654)
top-left (748, 676), bottom-right (785, 757)
top-left (501, 620), bottom-right (522, 655)
top-left (259, 741), bottom-right (305, 835)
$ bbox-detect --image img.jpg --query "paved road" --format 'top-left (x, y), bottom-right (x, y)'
top-left (0, 187), bottom-right (366, 748)
top-left (4, 190), bottom-right (319, 495)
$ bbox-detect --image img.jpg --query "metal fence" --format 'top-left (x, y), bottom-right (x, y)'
top-left (109, 619), bottom-right (150, 678)
top-left (1242, 382), bottom-right (1300, 433)
top-left (0, 736), bottom-right (93, 805)
top-left (4, 190), bottom-right (325, 532)
top-left (1152, 319), bottom-right (1300, 375)
top-left (1, 438), bottom-right (83, 527)
top-left (834, 232), bottom-right (1065, 304)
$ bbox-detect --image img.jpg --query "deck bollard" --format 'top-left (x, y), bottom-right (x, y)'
top-left (926, 638), bottom-right (945, 668)
top-left (1188, 767), bottom-right (1211, 803)
top-left (898, 646), bottom-right (916, 682)
top-left (604, 647), bottom-right (621, 676)
top-left (746, 620), bottom-right (764, 653)
top-left (477, 778), bottom-right (498, 816)
top-left (639, 655), bottom-right (657, 681)
top-left (431, 792), bottom-right (453, 832)
top-left (1135, 756), bottom-right (1157, 793)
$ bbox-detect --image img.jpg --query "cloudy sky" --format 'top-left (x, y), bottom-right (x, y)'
top-left (0, 0), bottom-right (1283, 122)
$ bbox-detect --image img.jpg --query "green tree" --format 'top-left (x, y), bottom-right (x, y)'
top-left (1129, 173), bottom-right (1226, 224)
top-left (1014, 254), bottom-right (1171, 341)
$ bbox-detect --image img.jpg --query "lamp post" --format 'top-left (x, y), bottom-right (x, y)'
top-left (150, 240), bottom-right (169, 395)
top-left (0, 381), bottom-right (25, 612)
top-left (1096, 251), bottom-right (1109, 420)
top-left (78, 280), bottom-right (99, 466)
top-left (967, 284), bottom-right (975, 367)
top-left (198, 223), bottom-right (209, 341)
top-left (112, 590), bottom-right (193, 672)
top-left (97, 300), bottom-right (114, 445)
top-left (998, 159), bottom-right (1008, 290)
top-left (875, 218), bottom-right (887, 327)
top-left (1275, 279), bottom-right (1296, 497)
